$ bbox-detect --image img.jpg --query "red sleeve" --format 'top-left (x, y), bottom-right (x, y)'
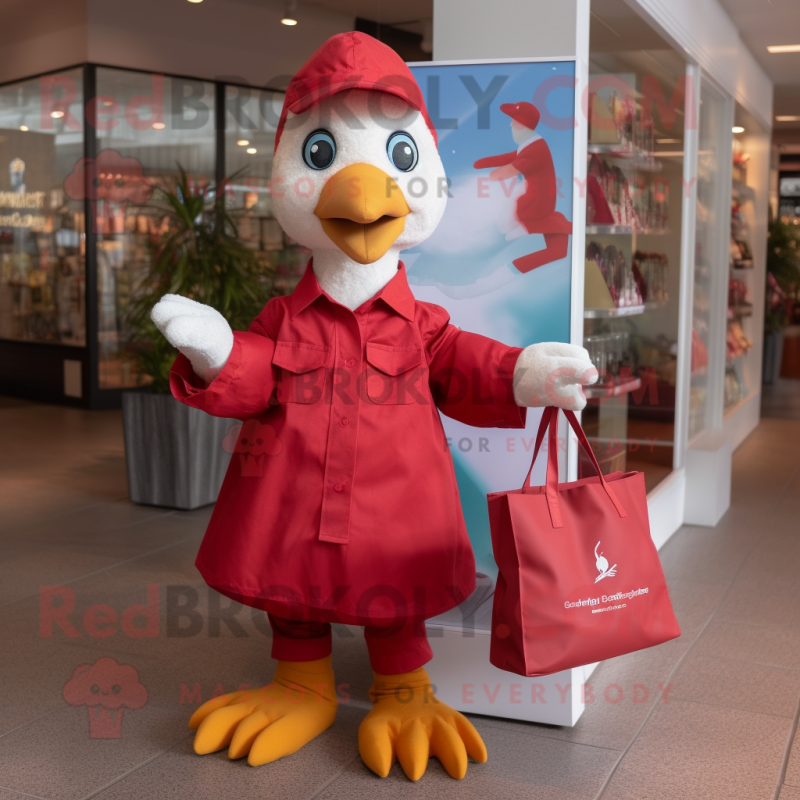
top-left (169, 328), bottom-right (277, 420)
top-left (418, 303), bottom-right (527, 429)
top-left (473, 150), bottom-right (518, 169)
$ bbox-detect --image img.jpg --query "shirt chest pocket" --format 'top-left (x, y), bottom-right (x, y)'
top-left (272, 341), bottom-right (331, 404)
top-left (365, 342), bottom-right (426, 405)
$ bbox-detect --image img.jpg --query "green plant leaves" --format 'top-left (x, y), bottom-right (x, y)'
top-left (125, 167), bottom-right (284, 392)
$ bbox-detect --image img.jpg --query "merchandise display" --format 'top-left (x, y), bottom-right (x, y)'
top-left (587, 154), bottom-right (669, 233)
top-left (0, 69), bottom-right (86, 346)
top-left (724, 125), bottom-right (762, 413)
top-left (152, 33), bottom-right (597, 781)
top-left (581, 44), bottom-right (687, 493)
top-left (91, 68), bottom-right (308, 390)
top-left (688, 77), bottom-right (727, 441)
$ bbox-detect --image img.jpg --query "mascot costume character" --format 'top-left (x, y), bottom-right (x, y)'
top-left (152, 32), bottom-right (597, 782)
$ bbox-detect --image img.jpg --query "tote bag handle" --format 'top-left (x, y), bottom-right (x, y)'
top-left (521, 407), bottom-right (627, 528)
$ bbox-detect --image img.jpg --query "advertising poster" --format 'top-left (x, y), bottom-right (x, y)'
top-left (406, 60), bottom-right (577, 577)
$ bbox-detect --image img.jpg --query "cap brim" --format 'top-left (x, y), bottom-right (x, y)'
top-left (288, 79), bottom-right (423, 115)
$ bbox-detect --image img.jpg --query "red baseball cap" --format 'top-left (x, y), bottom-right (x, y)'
top-left (500, 101), bottom-right (541, 131)
top-left (274, 32), bottom-right (437, 152)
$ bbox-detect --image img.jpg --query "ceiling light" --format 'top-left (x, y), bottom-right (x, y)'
top-left (187, 0), bottom-right (203, 3)
top-left (237, 139), bottom-right (250, 146)
top-left (281, 0), bottom-right (298, 25)
top-left (732, 126), bottom-right (745, 134)
top-left (767, 44), bottom-right (800, 53)
top-left (50, 110), bottom-right (64, 119)
top-left (152, 122), bottom-right (165, 130)
top-left (246, 147), bottom-right (257, 154)
top-left (656, 138), bottom-right (681, 144)
top-left (19, 125), bottom-right (28, 131)
top-left (776, 116), bottom-right (800, 122)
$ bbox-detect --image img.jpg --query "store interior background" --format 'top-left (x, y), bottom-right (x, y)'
top-left (2, 0), bottom-right (800, 796)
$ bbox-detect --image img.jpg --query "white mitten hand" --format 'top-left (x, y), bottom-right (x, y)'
top-left (513, 342), bottom-right (598, 411)
top-left (151, 294), bottom-right (234, 383)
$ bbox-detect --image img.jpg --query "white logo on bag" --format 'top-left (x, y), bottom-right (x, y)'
top-left (594, 541), bottom-right (617, 583)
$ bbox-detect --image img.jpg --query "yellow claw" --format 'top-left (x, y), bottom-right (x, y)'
top-left (188, 657), bottom-right (338, 765)
top-left (359, 667), bottom-right (488, 781)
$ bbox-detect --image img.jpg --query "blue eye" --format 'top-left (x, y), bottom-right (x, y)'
top-left (303, 130), bottom-right (336, 170)
top-left (387, 132), bottom-right (418, 172)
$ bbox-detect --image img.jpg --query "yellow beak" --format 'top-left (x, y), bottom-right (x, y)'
top-left (314, 163), bottom-right (411, 264)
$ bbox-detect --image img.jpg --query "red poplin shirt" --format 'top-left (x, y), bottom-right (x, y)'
top-left (170, 262), bottom-right (526, 625)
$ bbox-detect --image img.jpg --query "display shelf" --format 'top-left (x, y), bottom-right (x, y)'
top-left (585, 376), bottom-right (642, 399)
top-left (728, 304), bottom-right (753, 318)
top-left (586, 224), bottom-right (634, 235)
top-left (586, 225), bottom-right (670, 236)
top-left (588, 142), bottom-right (651, 159)
top-left (723, 390), bottom-right (755, 420)
top-left (584, 301), bottom-right (659, 318)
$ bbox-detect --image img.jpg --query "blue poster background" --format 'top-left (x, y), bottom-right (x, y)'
top-left (406, 60), bottom-right (576, 577)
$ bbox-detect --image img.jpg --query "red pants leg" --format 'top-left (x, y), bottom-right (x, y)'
top-left (512, 232), bottom-right (570, 273)
top-left (363, 617), bottom-right (433, 674)
top-left (268, 614), bottom-right (332, 662)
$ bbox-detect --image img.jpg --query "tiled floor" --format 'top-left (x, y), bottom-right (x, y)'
top-left (1, 394), bottom-right (800, 799)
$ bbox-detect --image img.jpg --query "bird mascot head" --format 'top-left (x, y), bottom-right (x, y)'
top-left (270, 32), bottom-right (447, 270)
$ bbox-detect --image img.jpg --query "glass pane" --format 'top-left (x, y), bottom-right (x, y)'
top-left (94, 68), bottom-right (216, 388)
top-left (690, 78), bottom-right (728, 439)
top-left (726, 104), bottom-right (769, 412)
top-left (583, 0), bottom-right (688, 492)
top-left (0, 68), bottom-right (85, 345)
top-left (225, 85), bottom-right (308, 293)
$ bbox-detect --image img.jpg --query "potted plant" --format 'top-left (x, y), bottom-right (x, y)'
top-left (764, 216), bottom-right (800, 385)
top-left (122, 169), bottom-right (282, 509)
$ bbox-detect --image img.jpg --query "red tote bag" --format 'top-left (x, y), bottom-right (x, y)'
top-left (488, 407), bottom-right (681, 677)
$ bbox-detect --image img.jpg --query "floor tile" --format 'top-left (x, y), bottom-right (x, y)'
top-left (714, 571), bottom-right (800, 629)
top-left (478, 637), bottom-right (688, 752)
top-left (669, 652), bottom-right (800, 718)
top-left (315, 715), bottom-right (619, 800)
top-left (692, 618), bottom-right (800, 670)
top-left (662, 577), bottom-right (730, 640)
top-left (600, 700), bottom-right (791, 800)
top-left (658, 525), bottom-right (754, 586)
top-left (784, 725), bottom-right (800, 788)
top-left (91, 704), bottom-right (363, 800)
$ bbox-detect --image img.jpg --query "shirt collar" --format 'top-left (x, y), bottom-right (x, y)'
top-left (517, 131), bottom-right (542, 154)
top-left (290, 259), bottom-right (416, 321)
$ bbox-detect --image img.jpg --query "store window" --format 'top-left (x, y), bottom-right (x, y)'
top-left (92, 67), bottom-right (216, 388)
top-left (690, 78), bottom-right (731, 439)
top-left (225, 85), bottom-right (308, 293)
top-left (726, 104), bottom-right (769, 414)
top-left (583, 0), bottom-right (688, 492)
top-left (0, 68), bottom-right (85, 345)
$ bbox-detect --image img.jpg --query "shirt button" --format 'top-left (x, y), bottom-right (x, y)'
top-left (340, 417), bottom-right (349, 427)
top-left (345, 358), bottom-right (355, 367)
top-left (334, 483), bottom-right (344, 492)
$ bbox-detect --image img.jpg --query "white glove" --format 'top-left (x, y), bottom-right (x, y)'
top-left (513, 342), bottom-right (598, 411)
top-left (151, 294), bottom-right (234, 383)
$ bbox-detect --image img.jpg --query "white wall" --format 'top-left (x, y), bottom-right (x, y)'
top-left (434, 0), bottom-right (579, 60)
top-left (624, 0), bottom-right (772, 130)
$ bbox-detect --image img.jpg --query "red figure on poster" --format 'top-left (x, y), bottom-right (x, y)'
top-left (474, 101), bottom-right (572, 273)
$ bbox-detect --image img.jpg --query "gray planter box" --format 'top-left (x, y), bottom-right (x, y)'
top-left (122, 392), bottom-right (236, 510)
top-left (763, 330), bottom-right (784, 386)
